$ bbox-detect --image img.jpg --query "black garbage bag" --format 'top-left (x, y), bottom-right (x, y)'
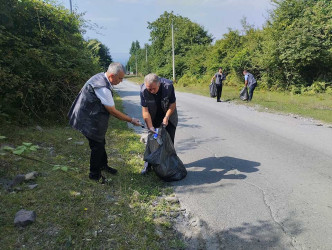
top-left (143, 127), bottom-right (187, 182)
top-left (239, 86), bottom-right (249, 101)
top-left (209, 82), bottom-right (217, 98)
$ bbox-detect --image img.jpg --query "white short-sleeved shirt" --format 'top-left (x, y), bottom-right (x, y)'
top-left (94, 73), bottom-right (115, 107)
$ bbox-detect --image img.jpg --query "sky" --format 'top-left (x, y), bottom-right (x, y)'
top-left (58, 0), bottom-right (274, 65)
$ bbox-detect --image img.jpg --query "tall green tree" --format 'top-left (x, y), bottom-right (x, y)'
top-left (268, 0), bottom-right (332, 87)
top-left (128, 11), bottom-right (212, 78)
top-left (87, 39), bottom-right (113, 71)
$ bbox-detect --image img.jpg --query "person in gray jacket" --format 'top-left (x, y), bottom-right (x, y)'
top-left (140, 73), bottom-right (178, 174)
top-left (243, 69), bottom-right (257, 101)
top-left (68, 62), bottom-right (141, 182)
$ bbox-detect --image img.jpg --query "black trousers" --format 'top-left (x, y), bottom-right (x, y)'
top-left (248, 84), bottom-right (257, 101)
top-left (86, 137), bottom-right (108, 176)
top-left (216, 84), bottom-right (223, 100)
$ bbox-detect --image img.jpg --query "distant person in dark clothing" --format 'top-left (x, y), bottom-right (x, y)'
top-left (243, 69), bottom-right (257, 101)
top-left (211, 67), bottom-right (226, 102)
top-left (140, 73), bottom-right (178, 174)
top-left (68, 62), bottom-right (142, 182)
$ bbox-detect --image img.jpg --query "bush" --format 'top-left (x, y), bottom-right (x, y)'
top-left (0, 0), bottom-right (102, 124)
top-left (177, 74), bottom-right (197, 87)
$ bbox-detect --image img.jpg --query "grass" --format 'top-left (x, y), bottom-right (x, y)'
top-left (127, 76), bottom-right (332, 124)
top-left (0, 94), bottom-right (185, 249)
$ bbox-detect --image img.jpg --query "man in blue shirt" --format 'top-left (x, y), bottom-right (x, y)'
top-left (243, 69), bottom-right (257, 101)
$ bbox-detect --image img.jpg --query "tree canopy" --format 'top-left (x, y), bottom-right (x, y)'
top-left (127, 1), bottom-right (332, 94)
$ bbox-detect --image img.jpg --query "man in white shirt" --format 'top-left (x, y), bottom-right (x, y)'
top-left (68, 63), bottom-right (142, 182)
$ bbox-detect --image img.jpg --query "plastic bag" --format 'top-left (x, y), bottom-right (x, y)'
top-left (239, 86), bottom-right (249, 101)
top-left (209, 82), bottom-right (217, 98)
top-left (143, 127), bottom-right (187, 182)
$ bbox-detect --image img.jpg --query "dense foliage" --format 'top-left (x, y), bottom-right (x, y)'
top-left (127, 11), bottom-right (213, 78)
top-left (128, 1), bottom-right (332, 94)
top-left (0, 0), bottom-right (111, 123)
top-left (87, 39), bottom-right (113, 71)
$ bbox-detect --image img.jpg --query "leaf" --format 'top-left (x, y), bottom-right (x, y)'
top-left (2, 146), bottom-right (14, 151)
top-left (52, 165), bottom-right (61, 170)
top-left (61, 166), bottom-right (69, 172)
top-left (15, 145), bottom-right (26, 150)
top-left (30, 145), bottom-right (39, 151)
top-left (22, 142), bottom-right (33, 146)
top-left (0, 136), bottom-right (6, 140)
top-left (13, 148), bottom-right (25, 155)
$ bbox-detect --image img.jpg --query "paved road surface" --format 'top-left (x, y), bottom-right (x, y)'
top-left (116, 80), bottom-right (332, 249)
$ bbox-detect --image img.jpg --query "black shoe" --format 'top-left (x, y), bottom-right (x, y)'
top-left (217, 99), bottom-right (221, 102)
top-left (141, 163), bottom-right (151, 175)
top-left (101, 165), bottom-right (118, 175)
top-left (89, 173), bottom-right (106, 184)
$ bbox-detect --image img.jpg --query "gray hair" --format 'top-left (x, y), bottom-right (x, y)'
top-left (144, 73), bottom-right (160, 85)
top-left (107, 62), bottom-right (125, 75)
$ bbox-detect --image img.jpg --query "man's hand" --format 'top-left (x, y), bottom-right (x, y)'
top-left (149, 127), bottom-right (156, 134)
top-left (162, 116), bottom-right (169, 127)
top-left (131, 117), bottom-right (142, 126)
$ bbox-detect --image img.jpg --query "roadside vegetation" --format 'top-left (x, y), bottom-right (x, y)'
top-left (127, 76), bottom-right (332, 124)
top-left (0, 1), bottom-right (185, 249)
top-left (0, 0), bottom-right (112, 123)
top-left (0, 95), bottom-right (185, 249)
top-left (127, 0), bottom-right (332, 122)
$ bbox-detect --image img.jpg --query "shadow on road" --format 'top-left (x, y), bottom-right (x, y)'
top-left (175, 156), bottom-right (260, 186)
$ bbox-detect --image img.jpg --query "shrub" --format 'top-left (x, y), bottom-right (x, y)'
top-left (0, 0), bottom-right (102, 124)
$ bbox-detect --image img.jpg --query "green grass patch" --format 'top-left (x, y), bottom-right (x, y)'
top-left (0, 94), bottom-right (185, 249)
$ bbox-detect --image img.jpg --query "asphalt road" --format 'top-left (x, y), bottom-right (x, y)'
top-left (116, 80), bottom-right (332, 250)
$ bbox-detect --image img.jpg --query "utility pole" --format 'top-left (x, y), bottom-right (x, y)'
top-left (135, 52), bottom-right (138, 76)
top-left (172, 20), bottom-right (175, 81)
top-left (145, 44), bottom-right (148, 63)
top-left (69, 0), bottom-right (72, 13)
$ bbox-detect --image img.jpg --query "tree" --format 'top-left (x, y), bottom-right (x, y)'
top-left (147, 11), bottom-right (212, 78)
top-left (87, 39), bottom-right (113, 71)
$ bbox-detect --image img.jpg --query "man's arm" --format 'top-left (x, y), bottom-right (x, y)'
top-left (244, 75), bottom-right (248, 87)
top-left (211, 75), bottom-right (216, 82)
top-left (163, 102), bottom-right (176, 126)
top-left (142, 106), bottom-right (156, 132)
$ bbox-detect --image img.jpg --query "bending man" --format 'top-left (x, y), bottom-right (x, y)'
top-left (243, 69), bottom-right (257, 101)
top-left (68, 62), bottom-right (141, 182)
top-left (140, 73), bottom-right (178, 174)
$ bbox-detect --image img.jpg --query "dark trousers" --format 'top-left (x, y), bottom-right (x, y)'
top-left (86, 137), bottom-right (107, 175)
top-left (248, 84), bottom-right (257, 101)
top-left (216, 84), bottom-right (222, 100)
